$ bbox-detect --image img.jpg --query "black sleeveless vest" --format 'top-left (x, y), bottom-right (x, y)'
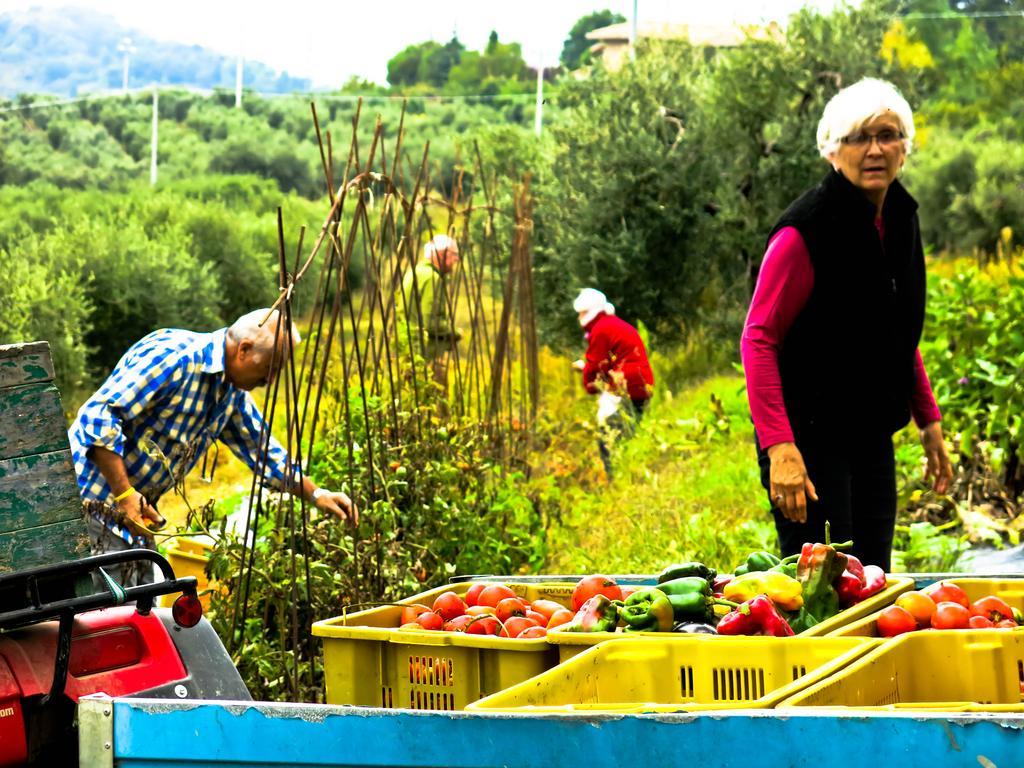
top-left (767, 170), bottom-right (926, 439)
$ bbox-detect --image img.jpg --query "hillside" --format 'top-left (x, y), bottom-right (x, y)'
top-left (0, 6), bottom-right (310, 97)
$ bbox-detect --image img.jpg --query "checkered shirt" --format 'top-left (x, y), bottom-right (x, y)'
top-left (68, 327), bottom-right (295, 544)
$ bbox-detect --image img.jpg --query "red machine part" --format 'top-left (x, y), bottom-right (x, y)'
top-left (0, 657), bottom-right (27, 767)
top-left (0, 606), bottom-right (186, 702)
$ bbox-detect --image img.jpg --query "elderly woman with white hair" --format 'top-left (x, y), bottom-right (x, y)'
top-left (69, 308), bottom-right (358, 586)
top-left (741, 77), bottom-right (953, 570)
top-left (572, 288), bottom-right (654, 479)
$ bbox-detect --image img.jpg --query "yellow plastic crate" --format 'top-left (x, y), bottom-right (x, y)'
top-left (158, 536), bottom-right (216, 610)
top-left (465, 635), bottom-right (878, 713)
top-left (779, 629), bottom-right (1024, 711)
top-left (831, 578), bottom-right (1024, 637)
top-left (312, 582), bottom-right (575, 710)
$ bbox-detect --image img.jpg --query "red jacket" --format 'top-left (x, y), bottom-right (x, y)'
top-left (581, 313), bottom-right (654, 401)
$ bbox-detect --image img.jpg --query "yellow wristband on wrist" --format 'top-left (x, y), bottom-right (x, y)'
top-left (113, 486), bottom-right (136, 503)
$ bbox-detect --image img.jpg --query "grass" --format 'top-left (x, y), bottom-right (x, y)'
top-left (534, 371), bottom-right (777, 576)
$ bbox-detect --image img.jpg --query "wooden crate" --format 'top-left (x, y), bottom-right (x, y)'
top-left (0, 342), bottom-right (90, 576)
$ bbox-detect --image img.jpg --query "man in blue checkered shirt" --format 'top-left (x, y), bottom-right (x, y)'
top-left (69, 308), bottom-right (357, 585)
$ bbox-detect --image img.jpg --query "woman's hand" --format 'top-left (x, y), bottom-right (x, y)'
top-left (767, 442), bottom-right (818, 523)
top-left (920, 421), bottom-right (953, 494)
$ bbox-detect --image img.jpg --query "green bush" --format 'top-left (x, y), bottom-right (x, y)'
top-left (908, 128), bottom-right (1024, 254)
top-left (0, 238), bottom-right (91, 400)
top-left (21, 216), bottom-right (224, 374)
top-left (921, 267), bottom-right (1024, 497)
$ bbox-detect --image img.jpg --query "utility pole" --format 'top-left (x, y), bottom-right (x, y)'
top-left (150, 88), bottom-right (158, 186)
top-left (534, 65), bottom-right (544, 137)
top-left (235, 54), bottom-right (244, 108)
top-left (117, 37), bottom-right (136, 94)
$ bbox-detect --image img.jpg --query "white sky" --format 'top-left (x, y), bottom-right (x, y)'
top-left (3, 1), bottom-right (850, 87)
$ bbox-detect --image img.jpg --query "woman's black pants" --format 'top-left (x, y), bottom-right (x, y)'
top-left (757, 429), bottom-right (897, 571)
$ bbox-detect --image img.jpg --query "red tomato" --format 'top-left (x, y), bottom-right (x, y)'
top-left (876, 605), bottom-right (917, 637)
top-left (517, 626), bottom-right (547, 638)
top-left (496, 597), bottom-right (528, 622)
top-left (968, 615), bottom-right (995, 629)
top-left (466, 616), bottom-right (501, 635)
top-left (995, 619), bottom-right (1018, 629)
top-left (572, 575), bottom-right (622, 611)
top-left (442, 615), bottom-right (474, 632)
top-left (500, 616), bottom-right (538, 638)
top-left (971, 595), bottom-right (1015, 623)
top-left (432, 591), bottom-right (468, 621)
top-left (926, 581), bottom-right (970, 609)
top-left (529, 600), bottom-right (564, 621)
top-left (415, 611), bottom-right (443, 631)
top-left (931, 601), bottom-right (971, 629)
top-left (547, 608), bottom-right (575, 629)
top-left (464, 583), bottom-right (487, 607)
top-left (477, 584), bottom-right (517, 608)
top-left (525, 610), bottom-right (548, 626)
top-left (400, 603), bottom-right (430, 625)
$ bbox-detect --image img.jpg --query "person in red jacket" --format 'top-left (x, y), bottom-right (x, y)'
top-left (572, 288), bottom-right (654, 478)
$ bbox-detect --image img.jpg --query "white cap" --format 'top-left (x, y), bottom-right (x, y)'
top-left (573, 288), bottom-right (615, 327)
top-left (423, 234), bottom-right (460, 273)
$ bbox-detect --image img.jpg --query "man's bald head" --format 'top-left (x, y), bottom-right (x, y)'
top-left (224, 308), bottom-right (301, 390)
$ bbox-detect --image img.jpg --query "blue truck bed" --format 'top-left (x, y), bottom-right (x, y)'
top-left (80, 696), bottom-right (1024, 767)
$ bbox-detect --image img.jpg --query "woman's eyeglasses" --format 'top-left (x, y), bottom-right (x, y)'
top-left (840, 129), bottom-right (904, 148)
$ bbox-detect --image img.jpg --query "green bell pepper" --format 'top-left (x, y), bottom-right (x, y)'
top-left (733, 550), bottom-right (781, 576)
top-left (769, 553), bottom-right (800, 578)
top-left (795, 541), bottom-right (848, 625)
top-left (620, 588), bottom-right (674, 632)
top-left (658, 576), bottom-right (731, 623)
top-left (656, 562), bottom-right (717, 585)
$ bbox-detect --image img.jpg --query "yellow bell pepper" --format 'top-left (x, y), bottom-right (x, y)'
top-left (723, 571), bottom-right (803, 611)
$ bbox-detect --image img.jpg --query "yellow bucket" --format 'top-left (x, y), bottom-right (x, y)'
top-left (158, 536), bottom-right (215, 610)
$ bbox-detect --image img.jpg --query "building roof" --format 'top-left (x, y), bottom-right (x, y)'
top-left (585, 19), bottom-right (780, 48)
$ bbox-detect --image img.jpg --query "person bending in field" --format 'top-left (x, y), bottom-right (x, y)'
top-left (69, 308), bottom-right (358, 586)
top-left (572, 288), bottom-right (654, 480)
top-left (741, 78), bottom-right (953, 570)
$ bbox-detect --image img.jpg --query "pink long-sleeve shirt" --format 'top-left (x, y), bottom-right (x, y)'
top-left (741, 226), bottom-right (942, 448)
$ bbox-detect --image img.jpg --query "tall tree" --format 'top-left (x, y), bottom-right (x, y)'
top-left (422, 36), bottom-right (465, 87)
top-left (560, 10), bottom-right (626, 70)
top-left (386, 41), bottom-right (441, 86)
top-left (535, 0), bottom-right (921, 348)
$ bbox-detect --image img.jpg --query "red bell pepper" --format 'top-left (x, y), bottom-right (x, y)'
top-left (858, 565), bottom-right (886, 600)
top-left (843, 554), bottom-right (865, 584)
top-left (716, 595), bottom-right (794, 637)
top-left (836, 571), bottom-right (863, 608)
